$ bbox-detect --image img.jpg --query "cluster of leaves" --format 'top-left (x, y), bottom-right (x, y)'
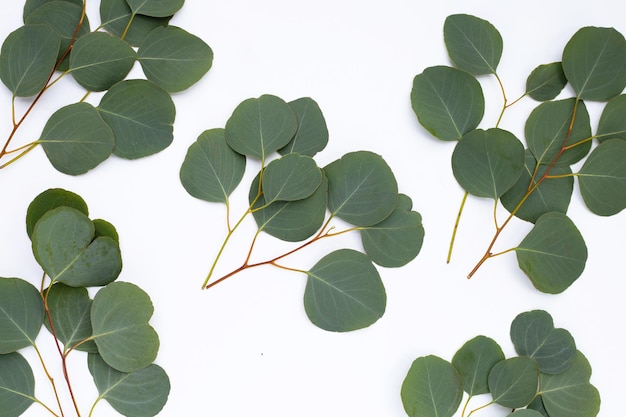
top-left (180, 94), bottom-right (425, 332)
top-left (401, 310), bottom-right (599, 417)
top-left (0, 0), bottom-right (213, 174)
top-left (411, 14), bottom-right (626, 293)
top-left (0, 188), bottom-right (169, 417)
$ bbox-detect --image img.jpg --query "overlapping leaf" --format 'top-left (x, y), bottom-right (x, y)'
top-left (279, 97), bottom-right (329, 156)
top-left (261, 153), bottom-right (322, 203)
top-left (0, 353), bottom-right (35, 417)
top-left (488, 357), bottom-right (538, 408)
top-left (444, 14), bottom-right (503, 75)
top-left (25, 187), bottom-right (88, 238)
top-left (451, 335), bottom-right (504, 396)
top-left (0, 278), bottom-right (44, 354)
top-left (23, 0), bottom-right (83, 20)
top-left (125, 0), bottom-right (184, 17)
top-left (596, 94), bottom-right (626, 142)
top-left (526, 62), bottom-right (568, 101)
top-left (100, 0), bottom-right (171, 47)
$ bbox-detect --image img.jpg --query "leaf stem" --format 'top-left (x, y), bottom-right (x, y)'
top-left (447, 191), bottom-right (468, 264)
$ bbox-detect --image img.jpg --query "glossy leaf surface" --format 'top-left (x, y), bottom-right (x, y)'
top-left (262, 153), bottom-right (322, 203)
top-left (0, 278), bottom-right (44, 354)
top-left (0, 353), bottom-right (35, 417)
top-left (596, 94), bottom-right (626, 142)
top-left (25, 188), bottom-right (88, 238)
top-left (526, 62), bottom-right (568, 101)
top-left (304, 249), bottom-right (386, 332)
top-left (279, 97), bottom-right (329, 156)
top-left (125, 0), bottom-right (184, 17)
top-left (451, 335), bottom-right (505, 396)
top-left (100, 0), bottom-right (171, 47)
top-left (488, 357), bottom-right (538, 408)
top-left (444, 14), bottom-right (502, 75)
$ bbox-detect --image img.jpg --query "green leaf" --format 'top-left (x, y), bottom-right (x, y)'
top-left (488, 357), bottom-right (538, 408)
top-left (562, 26), bottom-right (626, 101)
top-left (411, 65), bottom-right (484, 141)
top-left (451, 128), bottom-right (525, 199)
top-left (0, 24), bottom-right (60, 97)
top-left (39, 102), bottom-right (115, 175)
top-left (26, 188), bottom-right (89, 239)
top-left (401, 355), bottom-right (463, 417)
top-left (69, 31), bottom-right (136, 91)
top-left (528, 396), bottom-right (549, 417)
top-left (539, 351), bottom-right (600, 417)
top-left (31, 207), bottom-right (122, 287)
top-left (508, 410), bottom-right (545, 417)
top-left (360, 194), bottom-right (424, 267)
top-left (125, 0), bottom-right (184, 17)
top-left (225, 95), bottom-right (297, 160)
top-left (516, 212), bottom-right (587, 294)
top-left (526, 62), bottom-right (568, 101)
top-left (0, 278), bottom-right (44, 354)
top-left (597, 94), bottom-right (626, 142)
top-left (43, 283), bottom-right (98, 353)
top-left (443, 14), bottom-right (502, 75)
top-left (325, 151), bottom-right (398, 226)
top-left (278, 97), bottom-right (329, 157)
top-left (510, 310), bottom-right (576, 374)
top-left (138, 26), bottom-right (213, 92)
top-left (304, 249), bottom-right (386, 332)
top-left (526, 98), bottom-right (592, 166)
top-left (91, 282), bottom-right (159, 372)
top-left (93, 218), bottom-right (120, 243)
top-left (578, 139), bottom-right (626, 215)
top-left (261, 154), bottom-right (322, 203)
top-left (0, 353), bottom-right (35, 417)
top-left (23, 0), bottom-right (82, 20)
top-left (180, 128), bottom-right (246, 203)
top-left (97, 79), bottom-right (176, 159)
top-left (501, 150), bottom-right (574, 223)
top-left (451, 335), bottom-right (505, 396)
top-left (88, 353), bottom-right (170, 417)
top-left (100, 0), bottom-right (171, 47)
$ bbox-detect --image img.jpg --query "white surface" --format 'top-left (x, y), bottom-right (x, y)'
top-left (1, 1), bottom-right (624, 416)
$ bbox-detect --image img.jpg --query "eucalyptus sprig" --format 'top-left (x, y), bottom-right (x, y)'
top-left (401, 310), bottom-right (600, 417)
top-left (411, 14), bottom-right (626, 293)
top-left (0, 188), bottom-right (169, 417)
top-left (180, 94), bottom-right (425, 332)
top-left (0, 0), bottom-right (213, 174)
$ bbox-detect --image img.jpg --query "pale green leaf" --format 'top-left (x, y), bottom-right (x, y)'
top-left (0, 278), bottom-right (44, 354)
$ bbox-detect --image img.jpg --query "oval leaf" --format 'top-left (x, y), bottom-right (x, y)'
top-left (262, 154), bottom-right (322, 203)
top-left (488, 357), bottom-right (538, 408)
top-left (278, 97), bottom-right (329, 156)
top-left (444, 14), bottom-right (503, 75)
top-left (0, 278), bottom-right (44, 354)
top-left (0, 353), bottom-right (35, 417)
top-left (26, 188), bottom-right (89, 238)
top-left (451, 335), bottom-right (505, 396)
top-left (23, 0), bottom-right (83, 20)
top-left (526, 62), bottom-right (568, 101)
top-left (597, 94), bottom-right (626, 142)
top-left (125, 0), bottom-right (184, 17)
top-left (100, 0), bottom-right (171, 47)
top-left (304, 249), bottom-right (386, 332)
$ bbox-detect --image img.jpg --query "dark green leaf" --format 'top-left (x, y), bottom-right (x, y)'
top-left (451, 335), bottom-right (505, 396)
top-left (411, 65), bottom-right (484, 141)
top-left (93, 218), bottom-right (120, 243)
top-left (261, 154), bottom-right (322, 203)
top-left (279, 97), bottom-right (329, 156)
top-left (304, 249), bottom-right (386, 332)
top-left (488, 357), bottom-right (538, 408)
top-left (516, 212), bottom-right (587, 294)
top-left (444, 14), bottom-right (502, 75)
top-left (23, 0), bottom-right (82, 20)
top-left (528, 396), bottom-right (550, 417)
top-left (125, 0), bottom-right (184, 17)
top-left (97, 79), bottom-right (176, 159)
top-left (26, 188), bottom-right (89, 238)
top-left (0, 353), bottom-right (35, 417)
top-left (100, 0), bottom-right (171, 47)
top-left (508, 410), bottom-right (545, 417)
top-left (0, 278), bottom-right (44, 354)
top-left (526, 62), bottom-right (568, 101)
top-left (597, 94), bottom-right (626, 142)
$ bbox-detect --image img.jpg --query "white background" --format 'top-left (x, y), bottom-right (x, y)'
top-left (1, 1), bottom-right (624, 416)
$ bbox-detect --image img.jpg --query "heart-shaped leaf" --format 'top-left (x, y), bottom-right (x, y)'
top-left (0, 353), bottom-right (35, 417)
top-left (261, 153), bottom-right (322, 203)
top-left (488, 357), bottom-right (538, 408)
top-left (444, 14), bottom-right (503, 75)
top-left (451, 335), bottom-right (505, 396)
top-left (100, 0), bottom-right (171, 47)
top-left (526, 62), bottom-right (567, 101)
top-left (0, 278), bottom-right (44, 354)
top-left (278, 97), bottom-right (329, 157)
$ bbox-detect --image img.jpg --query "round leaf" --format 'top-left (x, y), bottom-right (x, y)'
top-left (91, 282), bottom-right (159, 372)
top-left (526, 62), bottom-right (568, 101)
top-left (304, 249), bottom-right (386, 332)
top-left (97, 79), bottom-right (176, 159)
top-left (262, 154), bottom-right (322, 203)
top-left (0, 278), bottom-right (44, 354)
top-left (0, 353), bottom-right (35, 417)
top-left (578, 139), bottom-right (626, 215)
top-left (411, 65), bottom-right (484, 141)
top-left (401, 355), bottom-right (463, 417)
top-left (597, 94), bottom-right (626, 142)
top-left (138, 26), bottom-right (213, 92)
top-left (452, 128), bottom-right (525, 199)
top-left (451, 335), bottom-right (505, 396)
top-left (325, 151), bottom-right (398, 227)
top-left (0, 24), bottom-right (59, 97)
top-left (39, 102), bottom-right (115, 175)
top-left (100, 0), bottom-right (171, 47)
top-left (562, 26), bottom-right (626, 101)
top-left (444, 14), bottom-right (502, 75)
top-left (125, 0), bottom-right (184, 17)
top-left (23, 0), bottom-right (83, 20)
top-left (278, 97), bottom-right (329, 157)
top-left (26, 188), bottom-right (89, 238)
top-left (488, 357), bottom-right (539, 408)
top-left (516, 212), bottom-right (587, 294)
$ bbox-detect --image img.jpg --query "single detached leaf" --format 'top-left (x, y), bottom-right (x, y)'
top-left (526, 98), bottom-right (592, 166)
top-left (23, 0), bottom-right (83, 20)
top-left (444, 14), bottom-right (503, 75)
top-left (39, 102), bottom-right (115, 175)
top-left (138, 26), bottom-right (213, 92)
top-left (360, 194), bottom-right (424, 267)
top-left (278, 97), bottom-right (329, 156)
top-left (452, 128), bottom-right (525, 199)
top-left (562, 26), bottom-right (626, 101)
top-left (325, 151), bottom-right (398, 227)
top-left (401, 355), bottom-right (463, 417)
top-left (304, 249), bottom-right (386, 332)
top-left (0, 278), bottom-right (44, 354)
top-left (451, 335), bottom-right (505, 396)
top-left (26, 188), bottom-right (89, 238)
top-left (91, 282), bottom-right (159, 372)
top-left (100, 0), bottom-right (171, 47)
top-left (88, 353), bottom-right (170, 417)
top-left (510, 310), bottom-right (576, 375)
top-left (31, 207), bottom-right (122, 287)
top-left (125, 0), bottom-right (184, 17)
top-left (0, 353), bottom-right (35, 417)
top-left (97, 79), bottom-right (176, 159)
top-left (262, 153), bottom-right (322, 203)
top-left (411, 65), bottom-right (484, 141)
top-left (526, 62), bottom-right (568, 101)
top-left (578, 139), bottom-right (626, 216)
top-left (597, 94), bottom-right (626, 142)
top-left (516, 212), bottom-right (587, 294)
top-left (539, 351), bottom-right (600, 417)
top-left (0, 24), bottom-right (60, 97)
top-left (180, 128), bottom-right (246, 203)
top-left (488, 357), bottom-right (538, 409)
top-left (225, 95), bottom-right (297, 160)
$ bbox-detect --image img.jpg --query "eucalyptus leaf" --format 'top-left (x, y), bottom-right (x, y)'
top-left (451, 335), bottom-right (505, 396)
top-left (100, 0), bottom-right (171, 47)
top-left (261, 153), bottom-right (322, 203)
top-left (23, 0), bottom-right (82, 20)
top-left (0, 353), bottom-right (35, 417)
top-left (304, 249), bottom-right (386, 332)
top-left (411, 65), bottom-right (484, 141)
top-left (26, 187), bottom-right (88, 238)
top-left (125, 0), bottom-right (184, 17)
top-left (528, 396), bottom-right (550, 417)
top-left (0, 278), bottom-right (44, 354)
top-left (596, 94), bottom-right (626, 142)
top-left (526, 62), bottom-right (568, 101)
top-left (444, 14), bottom-right (503, 75)
top-left (508, 410), bottom-right (544, 417)
top-left (488, 357), bottom-right (538, 408)
top-left (279, 97), bottom-right (329, 156)
top-left (93, 218), bottom-right (120, 243)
